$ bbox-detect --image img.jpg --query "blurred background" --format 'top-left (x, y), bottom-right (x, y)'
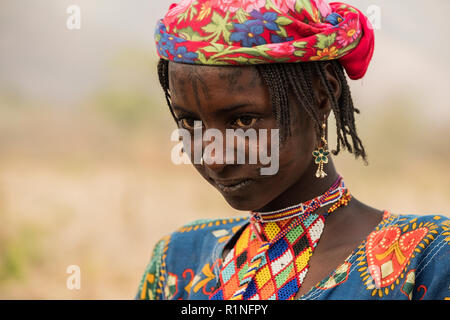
top-left (0, 0), bottom-right (449, 299)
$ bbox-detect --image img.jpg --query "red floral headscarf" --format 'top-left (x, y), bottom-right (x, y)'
top-left (155, 0), bottom-right (375, 80)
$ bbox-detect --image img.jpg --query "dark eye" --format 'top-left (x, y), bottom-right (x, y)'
top-left (234, 116), bottom-right (257, 128)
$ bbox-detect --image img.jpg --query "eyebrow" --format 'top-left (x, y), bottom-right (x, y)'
top-left (218, 103), bottom-right (253, 114)
top-left (172, 103), bottom-right (253, 117)
top-left (172, 104), bottom-right (195, 116)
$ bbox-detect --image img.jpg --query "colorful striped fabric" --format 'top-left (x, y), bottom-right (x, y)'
top-left (210, 177), bottom-right (350, 300)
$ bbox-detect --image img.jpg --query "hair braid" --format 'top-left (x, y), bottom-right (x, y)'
top-left (287, 63), bottom-right (322, 142)
top-left (256, 64), bottom-right (291, 142)
top-left (157, 59), bottom-right (178, 123)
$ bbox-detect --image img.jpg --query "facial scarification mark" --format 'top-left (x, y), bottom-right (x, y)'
top-left (188, 67), bottom-right (211, 107)
top-left (170, 64), bottom-right (263, 106)
top-left (220, 67), bottom-right (262, 93)
top-left (169, 67), bottom-right (186, 102)
top-left (219, 68), bottom-right (243, 92)
top-left (169, 64), bottom-right (210, 107)
top-left (248, 68), bottom-right (262, 89)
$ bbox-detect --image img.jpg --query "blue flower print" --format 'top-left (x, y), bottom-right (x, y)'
top-left (249, 10), bottom-right (280, 32)
top-left (230, 23), bottom-right (266, 47)
top-left (270, 34), bottom-right (294, 44)
top-left (325, 13), bottom-right (345, 26)
top-left (166, 35), bottom-right (186, 51)
top-left (155, 21), bottom-right (186, 57)
top-left (158, 34), bottom-right (186, 56)
top-left (157, 35), bottom-right (176, 57)
top-left (172, 46), bottom-right (198, 63)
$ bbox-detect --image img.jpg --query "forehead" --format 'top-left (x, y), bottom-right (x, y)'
top-left (168, 62), bottom-right (262, 96)
top-left (168, 62), bottom-right (258, 80)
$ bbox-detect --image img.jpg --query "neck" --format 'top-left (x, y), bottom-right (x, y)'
top-left (256, 158), bottom-right (340, 213)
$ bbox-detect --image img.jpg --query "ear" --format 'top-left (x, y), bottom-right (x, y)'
top-left (313, 62), bottom-right (342, 118)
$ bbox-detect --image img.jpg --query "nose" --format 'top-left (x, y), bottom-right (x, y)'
top-left (201, 134), bottom-right (229, 173)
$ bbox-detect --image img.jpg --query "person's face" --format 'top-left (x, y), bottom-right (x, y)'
top-left (168, 62), bottom-right (319, 212)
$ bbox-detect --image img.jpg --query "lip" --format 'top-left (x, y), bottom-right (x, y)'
top-left (214, 178), bottom-right (253, 194)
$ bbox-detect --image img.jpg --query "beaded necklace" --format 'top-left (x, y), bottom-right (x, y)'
top-left (210, 176), bottom-right (351, 300)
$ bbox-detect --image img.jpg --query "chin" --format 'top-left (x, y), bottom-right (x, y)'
top-left (221, 194), bottom-right (265, 212)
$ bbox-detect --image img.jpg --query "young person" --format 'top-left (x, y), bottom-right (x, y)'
top-left (136, 0), bottom-right (449, 300)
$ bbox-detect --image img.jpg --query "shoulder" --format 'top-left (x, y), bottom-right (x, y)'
top-left (136, 216), bottom-right (248, 300)
top-left (365, 212), bottom-right (449, 299)
top-left (372, 212), bottom-right (449, 255)
top-left (146, 216), bottom-right (249, 269)
top-left (135, 234), bottom-right (170, 300)
top-left (166, 216), bottom-right (249, 251)
top-left (175, 216), bottom-right (249, 233)
top-left (378, 212), bottom-right (449, 236)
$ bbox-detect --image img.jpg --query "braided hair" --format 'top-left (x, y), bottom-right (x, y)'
top-left (157, 59), bottom-right (367, 162)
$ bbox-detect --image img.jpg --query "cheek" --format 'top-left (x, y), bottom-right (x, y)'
top-left (277, 116), bottom-right (317, 173)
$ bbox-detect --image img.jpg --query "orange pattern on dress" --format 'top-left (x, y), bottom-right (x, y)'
top-left (366, 227), bottom-right (428, 288)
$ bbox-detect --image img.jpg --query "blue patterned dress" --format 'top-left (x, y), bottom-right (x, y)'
top-left (136, 212), bottom-right (449, 300)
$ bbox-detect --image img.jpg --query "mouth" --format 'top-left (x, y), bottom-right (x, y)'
top-left (214, 178), bottom-right (253, 194)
